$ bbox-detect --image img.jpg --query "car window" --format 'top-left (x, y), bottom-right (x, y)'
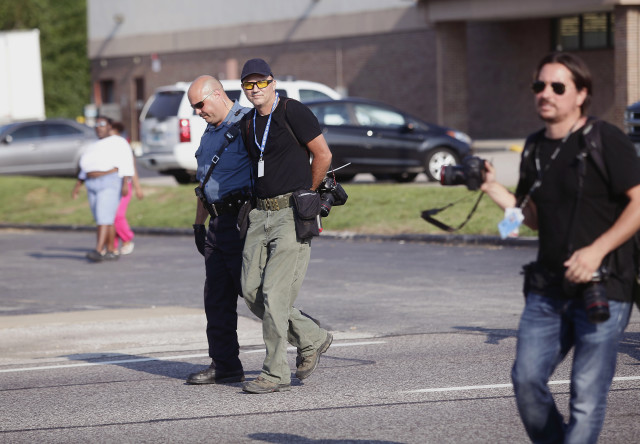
top-left (405, 117), bottom-right (430, 132)
top-left (145, 91), bottom-right (184, 120)
top-left (45, 123), bottom-right (83, 137)
top-left (353, 104), bottom-right (405, 128)
top-left (299, 89), bottom-right (332, 102)
top-left (276, 89), bottom-right (288, 98)
top-left (227, 90), bottom-right (242, 102)
top-left (308, 103), bottom-right (351, 126)
top-left (8, 124), bottom-right (43, 141)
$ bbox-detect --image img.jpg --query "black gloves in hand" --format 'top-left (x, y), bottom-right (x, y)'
top-left (193, 224), bottom-right (206, 256)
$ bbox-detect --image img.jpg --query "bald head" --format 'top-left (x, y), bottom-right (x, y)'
top-left (188, 75), bottom-right (233, 126)
top-left (189, 75), bottom-right (223, 97)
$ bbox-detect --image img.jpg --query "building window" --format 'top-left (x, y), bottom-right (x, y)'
top-left (100, 79), bottom-right (115, 103)
top-left (552, 12), bottom-right (614, 51)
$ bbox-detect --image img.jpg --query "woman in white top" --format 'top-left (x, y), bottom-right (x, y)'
top-left (72, 116), bottom-right (135, 262)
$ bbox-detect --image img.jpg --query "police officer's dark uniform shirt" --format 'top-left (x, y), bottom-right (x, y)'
top-left (194, 101), bottom-right (251, 202)
top-left (515, 120), bottom-right (640, 301)
top-left (242, 98), bottom-right (322, 199)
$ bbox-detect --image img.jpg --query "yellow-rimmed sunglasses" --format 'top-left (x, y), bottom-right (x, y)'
top-left (241, 79), bottom-right (274, 90)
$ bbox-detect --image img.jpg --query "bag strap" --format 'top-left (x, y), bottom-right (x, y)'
top-left (580, 118), bottom-right (609, 182)
top-left (199, 122), bottom-right (241, 190)
top-left (282, 98), bottom-right (309, 155)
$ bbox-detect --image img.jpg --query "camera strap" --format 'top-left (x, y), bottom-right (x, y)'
top-left (421, 191), bottom-right (485, 232)
top-left (518, 120), bottom-right (579, 211)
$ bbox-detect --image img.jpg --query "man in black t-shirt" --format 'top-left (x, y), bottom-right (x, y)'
top-left (238, 58), bottom-right (334, 394)
top-left (481, 52), bottom-right (640, 443)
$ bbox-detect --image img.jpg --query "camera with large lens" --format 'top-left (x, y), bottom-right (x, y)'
top-left (440, 156), bottom-right (487, 191)
top-left (563, 267), bottom-right (610, 324)
top-left (318, 176), bottom-right (348, 217)
top-left (582, 268), bottom-right (610, 324)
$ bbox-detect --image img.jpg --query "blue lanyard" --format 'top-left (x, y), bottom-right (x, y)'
top-left (253, 92), bottom-right (279, 159)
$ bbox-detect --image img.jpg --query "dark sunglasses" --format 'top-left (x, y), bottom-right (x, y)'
top-left (191, 90), bottom-right (215, 110)
top-left (532, 81), bottom-right (566, 95)
top-left (241, 79), bottom-right (273, 90)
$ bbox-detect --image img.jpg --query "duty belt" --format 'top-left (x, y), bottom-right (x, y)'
top-left (211, 200), bottom-right (241, 217)
top-left (256, 193), bottom-right (293, 211)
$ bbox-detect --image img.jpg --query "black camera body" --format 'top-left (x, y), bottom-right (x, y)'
top-left (318, 176), bottom-right (348, 217)
top-left (563, 267), bottom-right (610, 324)
top-left (440, 156), bottom-right (487, 191)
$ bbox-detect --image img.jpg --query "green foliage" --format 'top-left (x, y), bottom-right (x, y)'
top-left (0, 176), bottom-right (536, 238)
top-left (0, 0), bottom-right (89, 119)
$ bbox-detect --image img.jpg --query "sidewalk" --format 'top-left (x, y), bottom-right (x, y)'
top-left (473, 138), bottom-right (525, 153)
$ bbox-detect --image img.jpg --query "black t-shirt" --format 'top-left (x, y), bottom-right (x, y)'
top-left (516, 120), bottom-right (640, 301)
top-left (241, 98), bottom-right (322, 198)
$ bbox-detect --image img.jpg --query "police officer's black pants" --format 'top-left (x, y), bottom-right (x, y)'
top-left (203, 213), bottom-right (244, 373)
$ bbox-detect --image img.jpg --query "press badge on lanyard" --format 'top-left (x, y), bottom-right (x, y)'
top-left (254, 92), bottom-right (279, 178)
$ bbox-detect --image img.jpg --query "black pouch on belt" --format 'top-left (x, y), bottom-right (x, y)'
top-left (236, 197), bottom-right (254, 239)
top-left (292, 190), bottom-right (321, 239)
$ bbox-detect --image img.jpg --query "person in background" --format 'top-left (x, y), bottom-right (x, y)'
top-left (109, 121), bottom-right (143, 255)
top-left (72, 116), bottom-right (136, 262)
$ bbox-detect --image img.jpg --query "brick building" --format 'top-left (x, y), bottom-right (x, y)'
top-left (88, 0), bottom-right (640, 141)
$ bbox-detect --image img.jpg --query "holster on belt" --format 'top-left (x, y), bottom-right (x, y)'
top-left (195, 186), bottom-right (253, 218)
top-left (194, 185), bottom-right (217, 217)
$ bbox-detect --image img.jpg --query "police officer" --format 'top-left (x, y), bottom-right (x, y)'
top-left (186, 75), bottom-right (251, 384)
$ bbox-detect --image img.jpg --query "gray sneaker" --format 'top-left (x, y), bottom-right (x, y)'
top-left (103, 251), bottom-right (120, 261)
top-left (242, 376), bottom-right (291, 394)
top-left (295, 332), bottom-right (333, 380)
top-left (86, 250), bottom-right (104, 262)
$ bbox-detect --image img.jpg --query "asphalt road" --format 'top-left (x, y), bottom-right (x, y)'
top-left (1, 230), bottom-right (640, 443)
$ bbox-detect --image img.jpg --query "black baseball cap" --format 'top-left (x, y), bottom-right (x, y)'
top-left (241, 58), bottom-right (273, 81)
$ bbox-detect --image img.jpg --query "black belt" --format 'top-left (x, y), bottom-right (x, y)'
top-left (211, 201), bottom-right (239, 217)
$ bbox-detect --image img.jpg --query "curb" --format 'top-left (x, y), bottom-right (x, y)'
top-left (0, 223), bottom-right (538, 248)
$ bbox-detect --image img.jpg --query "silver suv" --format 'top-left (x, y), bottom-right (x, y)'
top-left (138, 79), bottom-right (342, 183)
top-left (0, 119), bottom-right (96, 177)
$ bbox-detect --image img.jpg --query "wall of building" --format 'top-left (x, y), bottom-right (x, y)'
top-left (92, 28), bottom-right (440, 140)
top-left (89, 1), bottom-right (622, 141)
top-left (466, 19), bottom-right (615, 138)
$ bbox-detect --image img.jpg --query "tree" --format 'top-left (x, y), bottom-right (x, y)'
top-left (0, 0), bottom-right (90, 119)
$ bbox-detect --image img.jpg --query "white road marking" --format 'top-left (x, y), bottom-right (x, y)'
top-left (402, 376), bottom-right (640, 394)
top-left (0, 341), bottom-right (386, 373)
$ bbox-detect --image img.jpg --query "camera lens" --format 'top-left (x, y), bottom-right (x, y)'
top-left (440, 165), bottom-right (467, 187)
top-left (320, 194), bottom-right (334, 217)
top-left (583, 283), bottom-right (610, 324)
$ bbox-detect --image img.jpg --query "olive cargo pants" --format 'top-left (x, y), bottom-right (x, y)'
top-left (241, 206), bottom-right (328, 384)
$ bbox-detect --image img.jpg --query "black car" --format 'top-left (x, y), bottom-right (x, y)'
top-left (624, 101), bottom-right (640, 155)
top-left (305, 97), bottom-right (472, 182)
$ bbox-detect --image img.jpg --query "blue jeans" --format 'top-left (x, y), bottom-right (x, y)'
top-left (511, 292), bottom-right (631, 444)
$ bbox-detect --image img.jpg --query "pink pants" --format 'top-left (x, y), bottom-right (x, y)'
top-left (113, 181), bottom-right (134, 248)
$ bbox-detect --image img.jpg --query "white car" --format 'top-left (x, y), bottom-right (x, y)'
top-left (138, 79), bottom-right (342, 183)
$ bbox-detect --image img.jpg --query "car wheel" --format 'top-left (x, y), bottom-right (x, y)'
top-left (391, 172), bottom-right (418, 183)
top-left (173, 171), bottom-right (195, 184)
top-left (425, 147), bottom-right (459, 182)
